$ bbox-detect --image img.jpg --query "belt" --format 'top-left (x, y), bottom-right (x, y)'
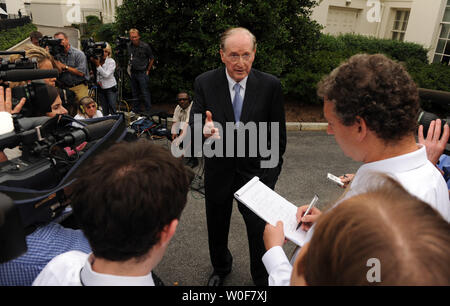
top-left (71, 80), bottom-right (87, 87)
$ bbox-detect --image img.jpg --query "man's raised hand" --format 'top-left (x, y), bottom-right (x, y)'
top-left (203, 110), bottom-right (220, 139)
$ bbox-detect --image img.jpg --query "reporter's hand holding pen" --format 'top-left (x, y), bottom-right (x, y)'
top-left (296, 195), bottom-right (322, 232)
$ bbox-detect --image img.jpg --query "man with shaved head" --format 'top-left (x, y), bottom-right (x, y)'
top-left (189, 27), bottom-right (286, 286)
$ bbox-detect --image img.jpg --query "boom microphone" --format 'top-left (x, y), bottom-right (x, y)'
top-left (82, 119), bottom-right (117, 141)
top-left (0, 69), bottom-right (58, 82)
top-left (60, 119), bottom-right (117, 147)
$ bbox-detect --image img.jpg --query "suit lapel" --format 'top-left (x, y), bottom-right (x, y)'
top-left (240, 70), bottom-right (258, 123)
top-left (216, 67), bottom-right (235, 123)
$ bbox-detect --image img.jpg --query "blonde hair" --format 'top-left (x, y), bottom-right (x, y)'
top-left (129, 28), bottom-right (139, 35)
top-left (104, 42), bottom-right (112, 58)
top-left (8, 45), bottom-right (55, 88)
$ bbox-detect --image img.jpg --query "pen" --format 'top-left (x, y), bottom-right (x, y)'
top-left (296, 194), bottom-right (319, 231)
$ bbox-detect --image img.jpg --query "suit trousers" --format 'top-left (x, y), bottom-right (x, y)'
top-left (205, 168), bottom-right (270, 286)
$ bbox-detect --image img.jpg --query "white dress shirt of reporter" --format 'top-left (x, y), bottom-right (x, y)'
top-left (53, 32), bottom-right (89, 103)
top-left (90, 43), bottom-right (117, 115)
top-left (33, 141), bottom-right (191, 286)
top-left (263, 53), bottom-right (449, 286)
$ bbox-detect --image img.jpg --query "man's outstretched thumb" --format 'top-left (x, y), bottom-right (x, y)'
top-left (206, 110), bottom-right (213, 123)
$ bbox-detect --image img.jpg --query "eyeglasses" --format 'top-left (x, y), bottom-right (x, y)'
top-left (177, 98), bottom-right (189, 101)
top-left (227, 53), bottom-right (252, 63)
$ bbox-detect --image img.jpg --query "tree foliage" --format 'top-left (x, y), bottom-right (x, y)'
top-left (115, 0), bottom-right (322, 104)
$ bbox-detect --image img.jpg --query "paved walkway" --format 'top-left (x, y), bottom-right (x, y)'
top-left (153, 130), bottom-right (361, 286)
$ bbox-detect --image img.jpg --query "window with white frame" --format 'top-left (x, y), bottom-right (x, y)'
top-left (391, 10), bottom-right (410, 41)
top-left (433, 0), bottom-right (450, 65)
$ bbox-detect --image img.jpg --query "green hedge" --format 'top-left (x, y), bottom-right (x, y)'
top-left (0, 23), bottom-right (37, 50)
top-left (76, 15), bottom-right (450, 107)
top-left (283, 33), bottom-right (449, 104)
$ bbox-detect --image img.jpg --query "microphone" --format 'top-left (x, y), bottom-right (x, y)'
top-left (0, 116), bottom-right (51, 150)
top-left (83, 119), bottom-right (116, 141)
top-left (0, 69), bottom-right (58, 82)
top-left (62, 119), bottom-right (116, 146)
top-left (16, 116), bottom-right (50, 131)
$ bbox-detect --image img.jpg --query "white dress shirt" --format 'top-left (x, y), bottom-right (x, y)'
top-left (33, 251), bottom-right (156, 286)
top-left (262, 144), bottom-right (450, 286)
top-left (96, 57), bottom-right (117, 89)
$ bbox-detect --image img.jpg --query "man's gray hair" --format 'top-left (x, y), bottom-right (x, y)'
top-left (220, 27), bottom-right (257, 51)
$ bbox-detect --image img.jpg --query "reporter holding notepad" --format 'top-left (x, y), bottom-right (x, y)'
top-left (262, 54), bottom-right (449, 286)
top-left (290, 177), bottom-right (450, 286)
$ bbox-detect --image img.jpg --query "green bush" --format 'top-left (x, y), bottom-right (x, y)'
top-left (96, 2), bottom-right (450, 106)
top-left (284, 34), bottom-right (448, 104)
top-left (0, 23), bottom-right (37, 50)
top-left (114, 0), bottom-right (322, 104)
top-left (95, 23), bottom-right (116, 43)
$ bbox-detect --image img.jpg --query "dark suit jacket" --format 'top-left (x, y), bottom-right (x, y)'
top-left (189, 67), bottom-right (286, 192)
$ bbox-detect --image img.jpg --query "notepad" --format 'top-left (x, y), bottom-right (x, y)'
top-left (234, 176), bottom-right (308, 246)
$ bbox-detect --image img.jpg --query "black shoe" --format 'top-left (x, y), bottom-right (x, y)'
top-left (207, 272), bottom-right (227, 286)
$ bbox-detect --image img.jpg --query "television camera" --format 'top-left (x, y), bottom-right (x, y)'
top-left (417, 88), bottom-right (450, 154)
top-left (81, 37), bottom-right (107, 61)
top-left (0, 49), bottom-right (136, 262)
top-left (81, 38), bottom-right (107, 84)
top-left (0, 51), bottom-right (59, 118)
top-left (114, 36), bottom-right (130, 69)
top-left (38, 36), bottom-right (65, 61)
top-left (0, 113), bottom-right (133, 263)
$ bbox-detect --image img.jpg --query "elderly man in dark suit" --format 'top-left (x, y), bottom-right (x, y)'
top-left (189, 27), bottom-right (286, 286)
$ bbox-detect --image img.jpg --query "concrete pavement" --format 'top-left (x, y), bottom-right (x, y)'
top-left (152, 130), bottom-right (361, 286)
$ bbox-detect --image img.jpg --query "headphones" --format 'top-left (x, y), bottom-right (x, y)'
top-left (79, 96), bottom-right (98, 115)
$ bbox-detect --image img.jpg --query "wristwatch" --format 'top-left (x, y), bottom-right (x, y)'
top-left (63, 65), bottom-right (68, 71)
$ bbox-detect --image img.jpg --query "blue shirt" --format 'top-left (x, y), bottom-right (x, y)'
top-left (438, 154), bottom-right (450, 189)
top-left (0, 222), bottom-right (91, 286)
top-left (58, 46), bottom-right (89, 87)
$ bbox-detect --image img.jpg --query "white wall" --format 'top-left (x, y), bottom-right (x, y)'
top-left (5, 0), bottom-right (26, 15)
top-left (29, 0), bottom-right (102, 26)
top-left (405, 0), bottom-right (447, 58)
top-left (30, 1), bottom-right (66, 27)
top-left (311, 0), bottom-right (447, 62)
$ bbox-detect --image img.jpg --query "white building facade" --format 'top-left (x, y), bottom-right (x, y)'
top-left (28, 0), bottom-right (122, 27)
top-left (0, 0), bottom-right (28, 17)
top-left (311, 0), bottom-right (450, 64)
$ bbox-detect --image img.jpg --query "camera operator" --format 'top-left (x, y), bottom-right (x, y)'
top-left (90, 43), bottom-right (117, 115)
top-left (127, 28), bottom-right (154, 114)
top-left (0, 85), bottom-right (90, 286)
top-left (0, 87), bottom-right (26, 162)
top-left (29, 31), bottom-right (43, 47)
top-left (418, 119), bottom-right (450, 191)
top-left (9, 45), bottom-right (57, 87)
top-left (53, 32), bottom-right (89, 103)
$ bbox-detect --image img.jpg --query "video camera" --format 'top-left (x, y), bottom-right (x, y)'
top-left (417, 88), bottom-right (450, 154)
top-left (114, 36), bottom-right (130, 68)
top-left (81, 37), bottom-right (107, 61)
top-left (0, 51), bottom-right (59, 117)
top-left (0, 51), bottom-right (37, 71)
top-left (115, 36), bottom-right (130, 50)
top-left (39, 36), bottom-right (65, 61)
top-left (0, 113), bottom-right (135, 262)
